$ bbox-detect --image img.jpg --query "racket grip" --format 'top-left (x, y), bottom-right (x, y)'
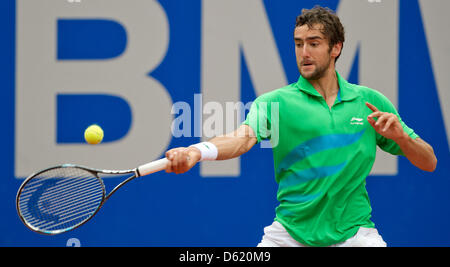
top-left (136, 158), bottom-right (169, 177)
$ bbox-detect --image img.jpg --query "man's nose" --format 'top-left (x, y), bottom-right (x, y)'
top-left (302, 45), bottom-right (311, 57)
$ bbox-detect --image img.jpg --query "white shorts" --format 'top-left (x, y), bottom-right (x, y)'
top-left (257, 221), bottom-right (387, 247)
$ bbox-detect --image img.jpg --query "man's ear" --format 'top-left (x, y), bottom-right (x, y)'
top-left (331, 42), bottom-right (343, 59)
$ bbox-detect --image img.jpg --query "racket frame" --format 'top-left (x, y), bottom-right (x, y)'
top-left (16, 158), bottom-right (168, 235)
top-left (16, 164), bottom-right (137, 235)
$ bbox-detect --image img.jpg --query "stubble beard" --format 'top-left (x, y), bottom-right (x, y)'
top-left (299, 55), bottom-right (332, 81)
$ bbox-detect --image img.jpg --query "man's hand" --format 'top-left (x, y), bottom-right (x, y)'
top-left (164, 125), bottom-right (257, 174)
top-left (165, 146), bottom-right (201, 174)
top-left (366, 102), bottom-right (408, 142)
top-left (366, 102), bottom-right (437, 172)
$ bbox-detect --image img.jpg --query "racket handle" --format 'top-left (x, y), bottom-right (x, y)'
top-left (136, 158), bottom-right (169, 177)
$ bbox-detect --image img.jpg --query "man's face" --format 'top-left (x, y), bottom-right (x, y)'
top-left (294, 24), bottom-right (339, 80)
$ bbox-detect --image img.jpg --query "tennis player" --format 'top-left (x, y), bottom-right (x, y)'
top-left (164, 6), bottom-right (437, 247)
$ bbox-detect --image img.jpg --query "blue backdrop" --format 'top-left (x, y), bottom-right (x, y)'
top-left (1, 0), bottom-right (449, 247)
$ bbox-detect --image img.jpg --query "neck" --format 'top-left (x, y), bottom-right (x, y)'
top-left (308, 66), bottom-right (339, 99)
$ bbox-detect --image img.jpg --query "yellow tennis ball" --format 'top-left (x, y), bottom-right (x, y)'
top-left (84, 124), bottom-right (104, 145)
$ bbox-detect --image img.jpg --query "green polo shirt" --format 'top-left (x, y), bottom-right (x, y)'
top-left (243, 72), bottom-right (418, 247)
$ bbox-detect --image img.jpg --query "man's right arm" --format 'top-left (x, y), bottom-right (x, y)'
top-left (165, 124), bottom-right (258, 174)
top-left (210, 124), bottom-right (258, 160)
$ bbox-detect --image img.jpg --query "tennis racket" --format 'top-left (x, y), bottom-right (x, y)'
top-left (16, 158), bottom-right (169, 235)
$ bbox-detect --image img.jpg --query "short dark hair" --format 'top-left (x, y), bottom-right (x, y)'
top-left (295, 6), bottom-right (345, 61)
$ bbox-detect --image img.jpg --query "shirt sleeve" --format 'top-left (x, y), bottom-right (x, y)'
top-left (371, 91), bottom-right (419, 156)
top-left (242, 94), bottom-right (275, 144)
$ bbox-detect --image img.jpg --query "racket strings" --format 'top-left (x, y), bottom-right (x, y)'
top-left (17, 167), bottom-right (104, 234)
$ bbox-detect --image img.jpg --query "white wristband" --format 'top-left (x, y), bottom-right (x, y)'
top-left (190, 142), bottom-right (218, 161)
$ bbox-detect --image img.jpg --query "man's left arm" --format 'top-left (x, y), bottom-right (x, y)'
top-left (366, 102), bottom-right (437, 172)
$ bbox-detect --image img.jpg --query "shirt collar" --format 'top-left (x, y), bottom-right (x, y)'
top-left (296, 71), bottom-right (359, 101)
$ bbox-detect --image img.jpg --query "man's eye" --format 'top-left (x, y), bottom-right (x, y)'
top-left (311, 43), bottom-right (319, 47)
top-left (296, 43), bottom-right (303, 47)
